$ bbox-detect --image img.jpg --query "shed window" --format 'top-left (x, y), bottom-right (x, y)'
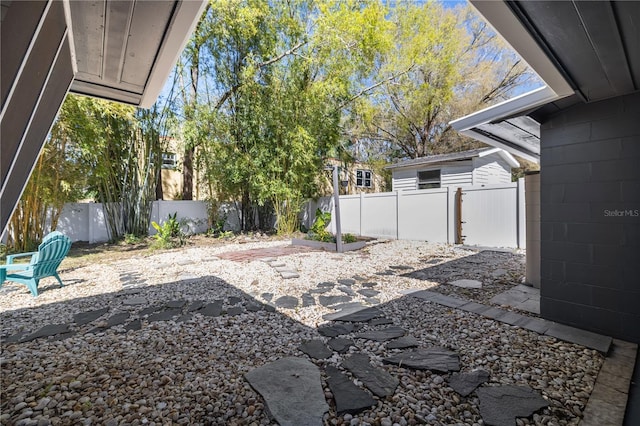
top-left (162, 152), bottom-right (177, 169)
top-left (418, 169), bottom-right (440, 189)
top-left (356, 169), bottom-right (372, 188)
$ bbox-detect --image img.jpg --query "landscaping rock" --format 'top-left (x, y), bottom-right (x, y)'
top-left (275, 296), bottom-right (299, 309)
top-left (200, 301), bottom-right (223, 317)
top-left (317, 323), bottom-right (355, 338)
top-left (245, 357), bottom-right (328, 426)
top-left (386, 336), bottom-right (419, 349)
top-left (354, 326), bottom-right (406, 342)
top-left (328, 338), bottom-right (353, 353)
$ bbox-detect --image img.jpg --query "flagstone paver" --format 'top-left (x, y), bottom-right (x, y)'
top-left (325, 365), bottom-right (376, 415)
top-left (448, 369), bottom-right (490, 397)
top-left (245, 357), bottom-right (328, 426)
top-left (477, 385), bottom-right (548, 426)
top-left (73, 308), bottom-right (109, 325)
top-left (354, 326), bottom-right (406, 342)
top-left (384, 348), bottom-right (460, 373)
top-left (299, 340), bottom-right (333, 359)
top-left (342, 353), bottom-right (399, 398)
top-left (323, 306), bottom-right (384, 322)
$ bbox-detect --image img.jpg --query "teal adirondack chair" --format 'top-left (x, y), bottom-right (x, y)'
top-left (0, 231), bottom-right (71, 296)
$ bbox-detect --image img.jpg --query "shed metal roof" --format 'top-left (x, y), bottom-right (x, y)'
top-left (385, 147), bottom-right (519, 170)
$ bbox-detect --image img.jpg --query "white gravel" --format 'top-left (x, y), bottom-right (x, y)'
top-left (0, 239), bottom-right (603, 425)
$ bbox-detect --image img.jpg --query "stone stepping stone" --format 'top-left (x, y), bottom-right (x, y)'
top-left (477, 385), bottom-right (548, 426)
top-left (105, 312), bottom-right (130, 327)
top-left (302, 293), bottom-right (316, 307)
top-left (200, 301), bottom-right (223, 317)
top-left (384, 348), bottom-right (460, 373)
top-left (269, 262), bottom-right (287, 268)
top-left (299, 340), bottom-right (333, 359)
top-left (166, 300), bottom-right (187, 308)
top-left (318, 323), bottom-right (355, 338)
top-left (448, 369), bottom-right (490, 397)
top-left (147, 308), bottom-right (182, 322)
top-left (319, 295), bottom-right (352, 307)
top-left (123, 297), bottom-right (147, 306)
top-left (361, 282), bottom-right (378, 288)
top-left (363, 297), bottom-right (380, 305)
top-left (227, 306), bottom-right (244, 316)
top-left (491, 269), bottom-right (508, 278)
top-left (352, 275), bottom-right (367, 281)
top-left (3, 331), bottom-right (28, 344)
top-left (309, 287), bottom-right (331, 294)
top-left (389, 265), bottom-right (412, 270)
top-left (228, 296), bottom-right (243, 305)
top-left (74, 308), bottom-right (109, 325)
top-left (337, 279), bottom-right (356, 286)
top-left (375, 270), bottom-right (394, 276)
top-left (323, 306), bottom-right (383, 322)
top-left (369, 318), bottom-right (393, 326)
top-left (342, 353), bottom-right (399, 398)
top-left (186, 300), bottom-right (206, 312)
top-left (317, 281), bottom-right (335, 288)
top-left (246, 303), bottom-right (265, 312)
top-left (140, 306), bottom-right (163, 316)
top-left (245, 357), bottom-right (328, 426)
top-left (328, 338), bottom-right (354, 353)
top-left (449, 279), bottom-right (482, 289)
top-left (259, 257), bottom-right (277, 263)
top-left (280, 271), bottom-right (300, 279)
top-left (275, 296), bottom-right (299, 309)
top-left (261, 293), bottom-right (273, 302)
top-left (387, 336), bottom-right (419, 349)
top-left (338, 286), bottom-right (356, 296)
top-left (325, 365), bottom-right (376, 415)
top-left (354, 326), bottom-right (406, 342)
top-left (331, 302), bottom-right (365, 311)
top-left (125, 319), bottom-right (142, 331)
top-left (21, 324), bottom-right (70, 342)
top-left (51, 331), bottom-right (76, 341)
top-left (357, 289), bottom-right (380, 298)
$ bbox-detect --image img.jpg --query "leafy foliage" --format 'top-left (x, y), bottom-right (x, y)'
top-left (151, 213), bottom-right (184, 249)
top-left (308, 208), bottom-right (333, 242)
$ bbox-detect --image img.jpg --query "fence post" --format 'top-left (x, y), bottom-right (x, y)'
top-left (517, 177), bottom-right (526, 249)
top-left (395, 190), bottom-right (400, 240)
top-left (359, 192), bottom-right (364, 237)
top-left (447, 186), bottom-right (455, 244)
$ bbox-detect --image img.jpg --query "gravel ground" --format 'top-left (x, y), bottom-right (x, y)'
top-left (0, 239), bottom-right (604, 425)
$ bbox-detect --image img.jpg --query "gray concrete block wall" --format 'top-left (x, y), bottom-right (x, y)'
top-left (540, 91), bottom-right (640, 343)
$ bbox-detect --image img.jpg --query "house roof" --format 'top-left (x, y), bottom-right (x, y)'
top-left (449, 0), bottom-right (640, 163)
top-left (385, 147), bottom-right (519, 170)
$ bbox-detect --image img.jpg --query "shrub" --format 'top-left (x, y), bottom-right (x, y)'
top-left (151, 213), bottom-right (184, 249)
top-left (308, 208), bottom-right (332, 242)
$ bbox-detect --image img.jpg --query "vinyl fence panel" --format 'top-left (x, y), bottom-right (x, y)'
top-left (361, 192), bottom-right (398, 238)
top-left (338, 195), bottom-right (361, 235)
top-left (398, 189), bottom-right (449, 243)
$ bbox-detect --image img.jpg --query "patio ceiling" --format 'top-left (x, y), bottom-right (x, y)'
top-left (451, 1), bottom-right (640, 163)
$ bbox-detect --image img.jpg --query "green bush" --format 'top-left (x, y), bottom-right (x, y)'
top-left (308, 208), bottom-right (332, 242)
top-left (342, 233), bottom-right (357, 244)
top-left (151, 213), bottom-right (184, 249)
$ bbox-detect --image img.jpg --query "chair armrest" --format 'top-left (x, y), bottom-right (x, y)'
top-left (0, 264), bottom-right (30, 271)
top-left (6, 252), bottom-right (37, 264)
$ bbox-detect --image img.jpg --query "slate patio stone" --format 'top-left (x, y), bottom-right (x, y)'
top-left (125, 319), bottom-right (142, 331)
top-left (325, 365), bottom-right (376, 415)
top-left (275, 296), bottom-right (299, 309)
top-left (389, 265), bottom-right (412, 270)
top-left (338, 286), bottom-right (356, 296)
top-left (342, 353), bottom-right (399, 398)
top-left (299, 340), bottom-right (333, 359)
top-left (318, 323), bottom-right (355, 338)
top-left (477, 385), bottom-right (548, 426)
top-left (328, 338), bottom-right (353, 353)
top-left (449, 279), bottom-right (483, 289)
top-left (228, 296), bottom-right (243, 305)
top-left (361, 282), bottom-right (378, 288)
top-left (459, 301), bottom-right (491, 315)
top-left (317, 281), bottom-right (335, 288)
top-left (280, 271), bottom-right (300, 279)
top-left (337, 279), bottom-right (356, 286)
top-left (355, 326), bottom-right (406, 342)
top-left (22, 324), bottom-right (70, 342)
top-left (105, 312), bottom-right (130, 327)
top-left (375, 270), bottom-right (394, 276)
top-left (246, 303), bottom-right (265, 312)
top-left (147, 308), bottom-right (182, 322)
top-left (331, 302), bottom-right (365, 311)
top-left (245, 357), bottom-right (328, 426)
top-left (448, 369), bottom-right (490, 396)
top-left (544, 323), bottom-right (612, 353)
top-left (74, 308), bottom-right (109, 325)
top-left (261, 293), bottom-right (273, 301)
top-left (364, 298), bottom-right (380, 305)
top-left (384, 348), bottom-right (460, 373)
top-left (50, 331), bottom-right (76, 341)
top-left (166, 300), bottom-right (186, 308)
top-left (3, 331), bottom-right (28, 344)
top-left (319, 295), bottom-right (352, 307)
top-left (369, 318), bottom-right (393, 326)
top-left (186, 300), bottom-right (206, 312)
top-left (323, 306), bottom-right (384, 322)
top-left (309, 288), bottom-right (331, 294)
top-left (140, 306), bottom-right (163, 316)
top-left (352, 275), bottom-right (367, 281)
top-left (200, 301), bottom-right (223, 317)
top-left (302, 293), bottom-right (316, 307)
top-left (357, 289), bottom-right (380, 298)
top-left (386, 336), bottom-right (419, 349)
top-left (227, 306), bottom-right (244, 316)
top-left (123, 297), bottom-right (147, 306)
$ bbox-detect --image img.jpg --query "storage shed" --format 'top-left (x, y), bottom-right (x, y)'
top-left (386, 147), bottom-right (519, 191)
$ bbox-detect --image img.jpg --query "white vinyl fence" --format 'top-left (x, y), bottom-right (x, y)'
top-left (304, 179), bottom-right (526, 248)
